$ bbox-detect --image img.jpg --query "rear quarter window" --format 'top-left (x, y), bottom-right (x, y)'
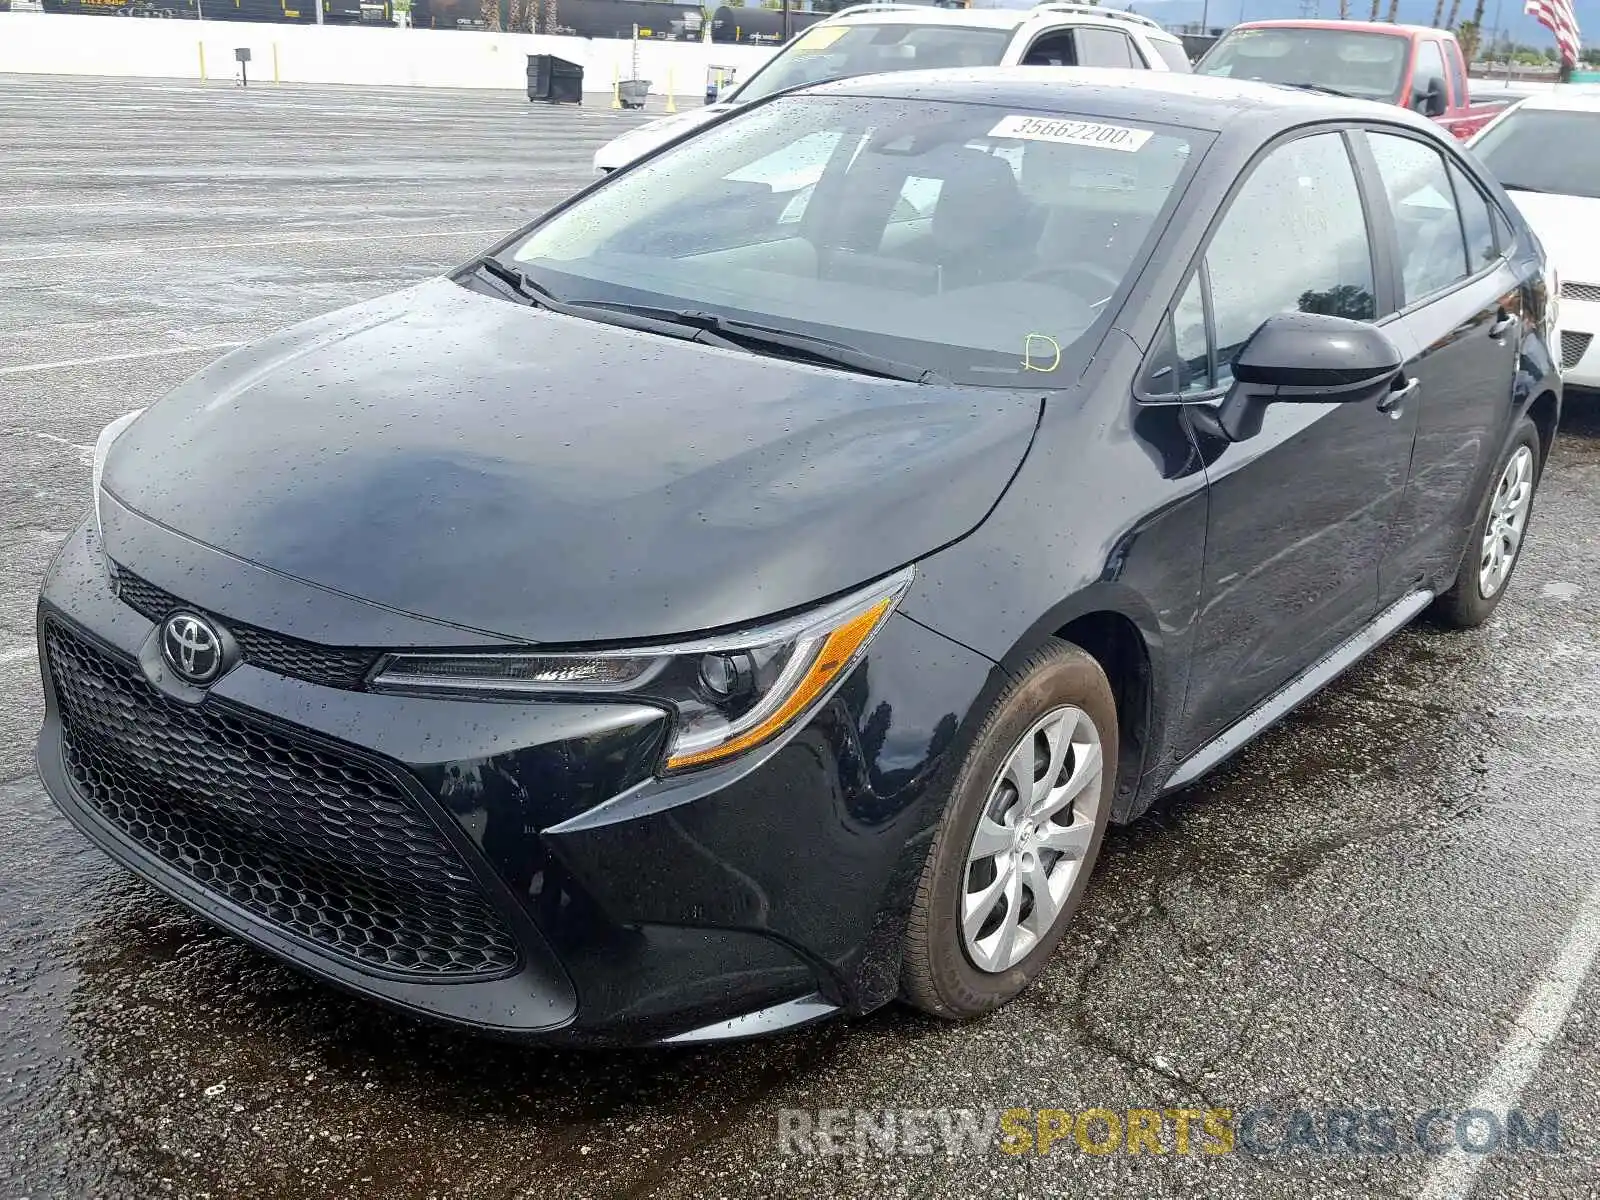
top-left (1152, 40), bottom-right (1193, 72)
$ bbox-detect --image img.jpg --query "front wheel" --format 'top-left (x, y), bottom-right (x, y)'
top-left (1433, 417), bottom-right (1542, 629)
top-left (900, 639), bottom-right (1116, 1020)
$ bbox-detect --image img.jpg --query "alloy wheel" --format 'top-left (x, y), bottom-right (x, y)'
top-left (960, 705), bottom-right (1103, 974)
top-left (1479, 445), bottom-right (1535, 599)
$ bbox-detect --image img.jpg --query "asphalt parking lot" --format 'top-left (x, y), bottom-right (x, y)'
top-left (2, 75), bottom-right (1598, 1200)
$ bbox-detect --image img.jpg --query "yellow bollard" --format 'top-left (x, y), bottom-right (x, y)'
top-left (198, 41), bottom-right (207, 82)
top-left (272, 42), bottom-right (280, 85)
top-left (611, 62), bottom-right (622, 110)
top-left (665, 67), bottom-right (676, 113)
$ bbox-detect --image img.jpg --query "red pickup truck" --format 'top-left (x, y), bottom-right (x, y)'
top-left (1195, 20), bottom-right (1507, 140)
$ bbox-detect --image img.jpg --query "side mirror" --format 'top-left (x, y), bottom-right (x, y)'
top-left (1232, 311), bottom-right (1403, 391)
top-left (1211, 312), bottom-right (1404, 441)
top-left (1418, 77), bottom-right (1448, 117)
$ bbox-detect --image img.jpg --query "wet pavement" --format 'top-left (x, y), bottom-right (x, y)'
top-left (2, 76), bottom-right (1598, 1199)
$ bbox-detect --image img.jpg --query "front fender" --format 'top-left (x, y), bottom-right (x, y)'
top-left (897, 348), bottom-right (1211, 821)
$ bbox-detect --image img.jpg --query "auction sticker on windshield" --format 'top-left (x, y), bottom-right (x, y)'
top-left (988, 115), bottom-right (1154, 153)
top-left (792, 25), bottom-right (847, 51)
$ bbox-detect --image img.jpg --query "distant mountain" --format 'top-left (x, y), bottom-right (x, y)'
top-left (972, 0), bottom-right (1593, 50)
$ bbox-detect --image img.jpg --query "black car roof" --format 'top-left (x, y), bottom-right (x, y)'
top-left (809, 67), bottom-right (1444, 139)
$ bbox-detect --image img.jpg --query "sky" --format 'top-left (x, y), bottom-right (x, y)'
top-left (975, 0), bottom-right (1596, 48)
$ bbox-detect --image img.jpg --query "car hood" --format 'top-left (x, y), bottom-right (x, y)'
top-left (593, 105), bottom-right (730, 170)
top-left (1505, 190), bottom-right (1600, 283)
top-left (103, 278), bottom-right (1040, 645)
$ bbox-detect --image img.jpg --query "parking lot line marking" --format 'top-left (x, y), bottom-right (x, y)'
top-left (15, 430), bottom-right (94, 464)
top-left (1417, 875), bottom-right (1600, 1200)
top-left (0, 344), bottom-right (246, 376)
top-left (0, 228), bottom-right (510, 264)
top-left (0, 248), bottom-right (126, 263)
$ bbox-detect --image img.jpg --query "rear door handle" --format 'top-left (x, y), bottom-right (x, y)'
top-left (1377, 375), bottom-right (1419, 416)
top-left (1489, 310), bottom-right (1517, 340)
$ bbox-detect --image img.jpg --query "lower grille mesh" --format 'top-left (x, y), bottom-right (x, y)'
top-left (1562, 330), bottom-right (1593, 372)
top-left (45, 619), bottom-right (520, 979)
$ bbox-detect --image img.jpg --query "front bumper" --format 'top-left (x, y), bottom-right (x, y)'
top-left (1560, 295), bottom-right (1600, 389)
top-left (35, 518), bottom-right (998, 1044)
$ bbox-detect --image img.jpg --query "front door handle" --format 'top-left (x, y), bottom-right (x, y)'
top-left (1377, 375), bottom-right (1419, 416)
top-left (1488, 309), bottom-right (1517, 340)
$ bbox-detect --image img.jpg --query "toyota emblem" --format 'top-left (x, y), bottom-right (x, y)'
top-left (161, 612), bottom-right (225, 685)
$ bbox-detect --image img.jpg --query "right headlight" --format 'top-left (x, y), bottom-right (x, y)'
top-left (371, 566), bottom-right (914, 773)
top-left (91, 408), bottom-right (145, 540)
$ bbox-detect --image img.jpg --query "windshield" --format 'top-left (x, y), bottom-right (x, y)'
top-left (1473, 108), bottom-right (1600, 200)
top-left (729, 22), bottom-right (1013, 105)
top-left (1196, 27), bottom-right (1408, 102)
top-left (506, 95), bottom-right (1203, 388)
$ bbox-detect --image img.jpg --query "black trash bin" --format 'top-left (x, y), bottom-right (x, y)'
top-left (528, 54), bottom-right (584, 104)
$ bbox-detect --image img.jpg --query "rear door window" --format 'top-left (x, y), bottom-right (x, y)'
top-left (1021, 30), bottom-right (1079, 67)
top-left (1077, 27), bottom-right (1142, 68)
top-left (1366, 131), bottom-right (1470, 303)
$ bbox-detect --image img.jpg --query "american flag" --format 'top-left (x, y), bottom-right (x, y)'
top-left (1525, 0), bottom-right (1583, 65)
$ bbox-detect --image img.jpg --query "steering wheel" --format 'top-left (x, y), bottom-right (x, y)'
top-left (1023, 263), bottom-right (1124, 307)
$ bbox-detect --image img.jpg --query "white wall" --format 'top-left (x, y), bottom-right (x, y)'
top-left (0, 11), bottom-right (777, 96)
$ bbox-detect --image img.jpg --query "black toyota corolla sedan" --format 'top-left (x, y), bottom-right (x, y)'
top-left (37, 70), bottom-right (1559, 1045)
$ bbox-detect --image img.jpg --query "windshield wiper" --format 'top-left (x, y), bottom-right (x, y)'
top-left (577, 303), bottom-right (947, 384)
top-left (467, 257), bottom-right (711, 342)
top-left (1279, 82), bottom-right (1362, 100)
top-left (471, 254), bottom-right (547, 303)
top-left (468, 263), bottom-right (946, 382)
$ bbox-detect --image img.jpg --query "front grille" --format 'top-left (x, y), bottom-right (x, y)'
top-left (45, 619), bottom-right (521, 979)
top-left (1562, 330), bottom-right (1594, 371)
top-left (114, 571), bottom-right (182, 621)
top-left (114, 567), bottom-right (378, 690)
top-left (1562, 281), bottom-right (1600, 304)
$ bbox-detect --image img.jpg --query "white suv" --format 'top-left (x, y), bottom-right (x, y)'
top-left (592, 2), bottom-right (1192, 172)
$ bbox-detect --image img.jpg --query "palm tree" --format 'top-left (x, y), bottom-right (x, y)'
top-left (1456, 0), bottom-right (1488, 61)
top-left (1445, 0), bottom-right (1462, 27)
top-left (1431, 0), bottom-right (1445, 25)
top-left (1339, 0), bottom-right (1350, 15)
top-left (1386, 0), bottom-right (1400, 21)
top-left (1368, 0), bottom-right (1380, 18)
top-left (481, 0), bottom-right (500, 30)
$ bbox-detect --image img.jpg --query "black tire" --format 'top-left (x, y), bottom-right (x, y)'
top-left (1433, 417), bottom-right (1543, 630)
top-left (900, 639), bottom-right (1117, 1020)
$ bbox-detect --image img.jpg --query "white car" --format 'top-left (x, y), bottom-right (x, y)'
top-left (592, 2), bottom-right (1192, 173)
top-left (1470, 87), bottom-right (1600, 389)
